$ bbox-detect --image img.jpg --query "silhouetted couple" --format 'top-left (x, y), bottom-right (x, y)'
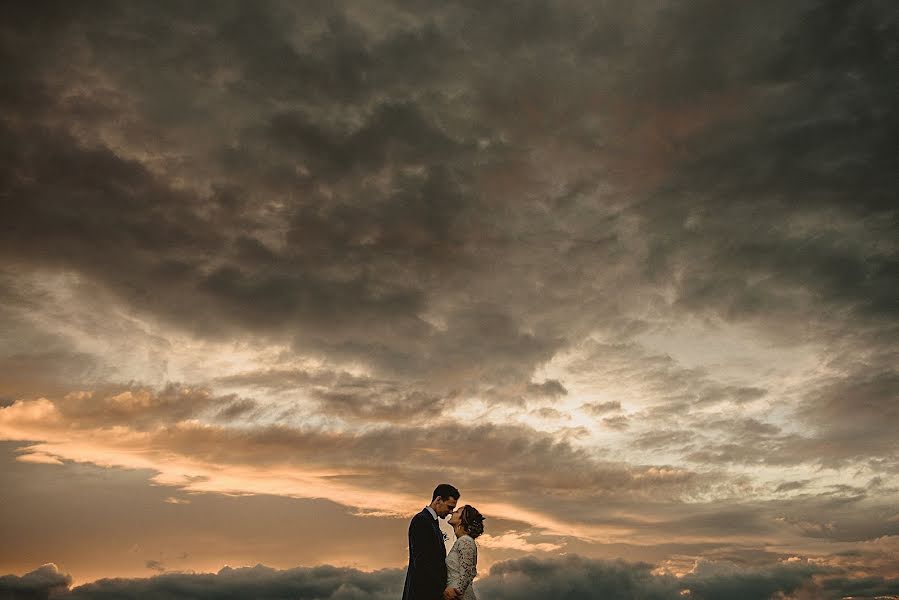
top-left (402, 484), bottom-right (485, 600)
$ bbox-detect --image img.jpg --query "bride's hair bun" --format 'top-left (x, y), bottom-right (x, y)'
top-left (460, 505), bottom-right (485, 539)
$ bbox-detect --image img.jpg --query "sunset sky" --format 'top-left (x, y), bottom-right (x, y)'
top-left (1, 1), bottom-right (897, 599)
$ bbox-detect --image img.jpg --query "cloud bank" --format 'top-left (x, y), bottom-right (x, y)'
top-left (5, 555), bottom-right (899, 600)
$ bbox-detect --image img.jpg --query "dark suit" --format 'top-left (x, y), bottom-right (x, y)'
top-left (402, 508), bottom-right (447, 600)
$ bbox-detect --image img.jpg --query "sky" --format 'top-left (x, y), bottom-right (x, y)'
top-left (0, 1), bottom-right (897, 599)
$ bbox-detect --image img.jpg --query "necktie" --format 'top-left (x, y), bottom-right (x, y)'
top-left (433, 519), bottom-right (444, 547)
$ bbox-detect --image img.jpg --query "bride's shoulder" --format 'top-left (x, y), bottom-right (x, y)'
top-left (459, 534), bottom-right (478, 548)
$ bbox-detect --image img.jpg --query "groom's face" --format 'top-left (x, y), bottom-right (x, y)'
top-left (434, 496), bottom-right (457, 518)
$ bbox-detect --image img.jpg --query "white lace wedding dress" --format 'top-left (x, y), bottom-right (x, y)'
top-left (446, 534), bottom-right (478, 600)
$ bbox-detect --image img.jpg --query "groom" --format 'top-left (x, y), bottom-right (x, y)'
top-left (402, 483), bottom-right (461, 600)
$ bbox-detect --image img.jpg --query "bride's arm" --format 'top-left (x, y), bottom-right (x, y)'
top-left (455, 537), bottom-right (478, 594)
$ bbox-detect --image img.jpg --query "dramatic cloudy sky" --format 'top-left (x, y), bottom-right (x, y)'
top-left (1, 1), bottom-right (897, 598)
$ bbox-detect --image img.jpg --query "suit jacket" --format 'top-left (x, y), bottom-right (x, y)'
top-left (402, 508), bottom-right (447, 600)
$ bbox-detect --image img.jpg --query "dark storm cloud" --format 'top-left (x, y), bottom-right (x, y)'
top-left (630, 0), bottom-right (898, 323)
top-left (479, 555), bottom-right (681, 600)
top-left (0, 564), bottom-right (71, 600)
top-left (1, 1), bottom-right (481, 379)
top-left (0, 556), bottom-right (837, 600)
top-left (31, 554), bottom-right (899, 600)
top-left (2, 0), bottom-right (895, 404)
top-left (68, 564), bottom-right (403, 600)
top-left (481, 555), bottom-right (849, 600)
top-left (678, 560), bottom-right (826, 600)
top-left (819, 575), bottom-right (899, 599)
top-left (611, 0), bottom-right (898, 472)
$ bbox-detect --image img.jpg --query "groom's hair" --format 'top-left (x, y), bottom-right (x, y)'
top-left (432, 483), bottom-right (460, 501)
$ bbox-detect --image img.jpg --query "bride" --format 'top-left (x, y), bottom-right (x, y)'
top-left (445, 505), bottom-right (485, 600)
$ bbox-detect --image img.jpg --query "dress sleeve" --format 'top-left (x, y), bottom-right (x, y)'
top-left (455, 537), bottom-right (478, 593)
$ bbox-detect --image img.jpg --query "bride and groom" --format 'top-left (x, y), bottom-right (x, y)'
top-left (402, 484), bottom-right (485, 600)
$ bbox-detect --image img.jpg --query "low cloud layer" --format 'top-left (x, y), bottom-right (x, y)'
top-left (5, 555), bottom-right (899, 600)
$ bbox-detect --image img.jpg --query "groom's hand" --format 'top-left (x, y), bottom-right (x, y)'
top-left (442, 586), bottom-right (460, 600)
